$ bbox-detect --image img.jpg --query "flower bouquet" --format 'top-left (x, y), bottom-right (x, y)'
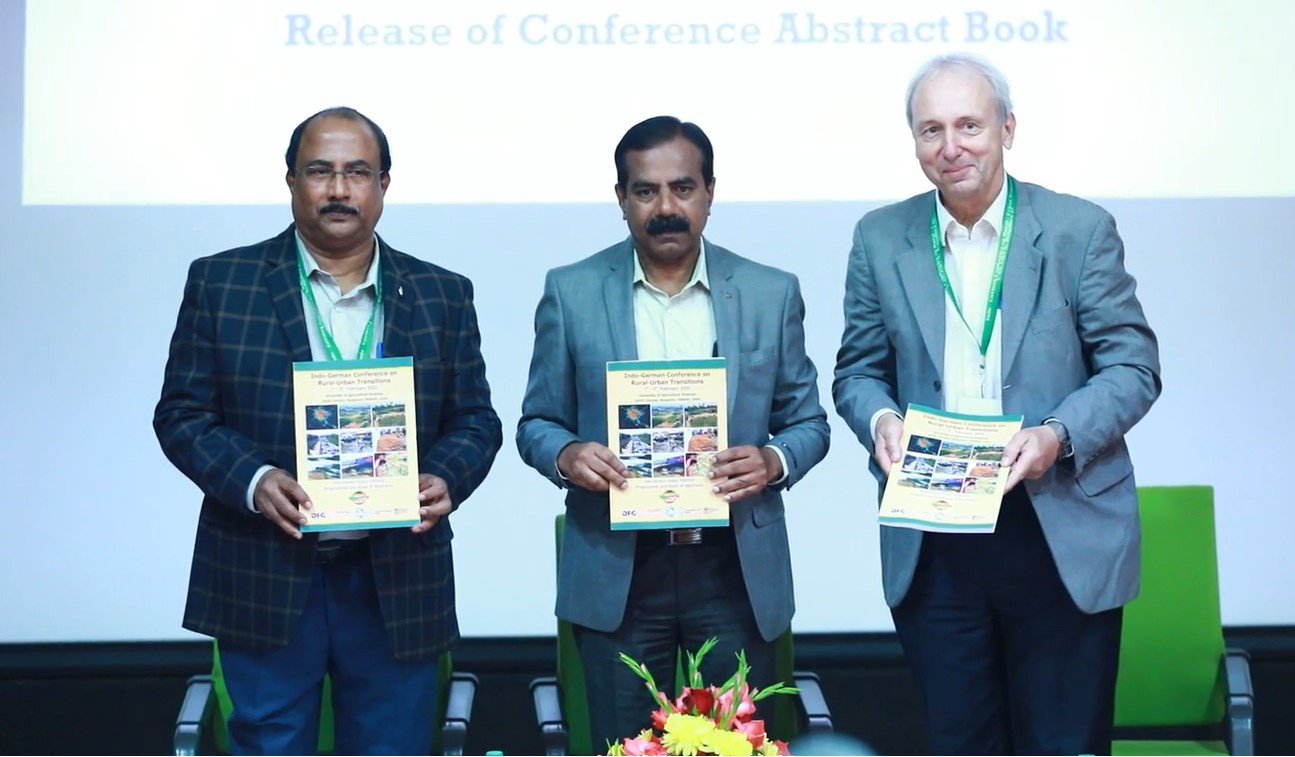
top-left (606, 637), bottom-right (797, 756)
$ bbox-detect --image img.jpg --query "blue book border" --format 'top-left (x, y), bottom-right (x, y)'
top-left (608, 358), bottom-right (726, 372)
top-left (294, 356), bottom-right (414, 372)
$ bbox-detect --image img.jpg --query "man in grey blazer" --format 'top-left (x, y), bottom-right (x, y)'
top-left (518, 115), bottom-right (830, 750)
top-left (833, 55), bottom-right (1161, 755)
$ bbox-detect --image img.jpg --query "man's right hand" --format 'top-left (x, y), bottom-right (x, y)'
top-left (557, 441), bottom-right (629, 493)
top-left (253, 468), bottom-right (310, 539)
top-left (873, 413), bottom-right (904, 475)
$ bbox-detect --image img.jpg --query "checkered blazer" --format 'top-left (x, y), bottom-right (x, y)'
top-left (154, 225), bottom-right (502, 660)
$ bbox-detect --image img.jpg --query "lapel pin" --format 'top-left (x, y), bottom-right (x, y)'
top-left (397, 285), bottom-right (404, 297)
top-left (724, 291), bottom-right (732, 299)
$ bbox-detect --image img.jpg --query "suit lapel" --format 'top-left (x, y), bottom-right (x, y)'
top-left (1000, 185), bottom-right (1044, 380)
top-left (603, 240), bottom-right (638, 361)
top-left (378, 236), bottom-right (414, 358)
top-left (896, 197), bottom-right (947, 379)
top-left (706, 241), bottom-right (741, 413)
top-left (266, 227), bottom-right (313, 363)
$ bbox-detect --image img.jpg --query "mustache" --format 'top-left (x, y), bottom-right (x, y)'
top-left (645, 215), bottom-right (689, 235)
top-left (319, 203), bottom-right (359, 216)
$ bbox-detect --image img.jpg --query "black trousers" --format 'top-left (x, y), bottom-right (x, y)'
top-left (573, 526), bottom-right (775, 754)
top-left (892, 487), bottom-right (1124, 755)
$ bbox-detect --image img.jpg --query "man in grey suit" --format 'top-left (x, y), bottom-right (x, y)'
top-left (518, 115), bottom-right (830, 751)
top-left (833, 54), bottom-right (1161, 755)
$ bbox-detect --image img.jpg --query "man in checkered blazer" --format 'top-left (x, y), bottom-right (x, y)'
top-left (154, 107), bottom-right (502, 754)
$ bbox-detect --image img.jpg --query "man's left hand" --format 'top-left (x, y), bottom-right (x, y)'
top-left (412, 474), bottom-right (453, 534)
top-left (708, 445), bottom-right (780, 504)
top-left (1002, 425), bottom-right (1063, 491)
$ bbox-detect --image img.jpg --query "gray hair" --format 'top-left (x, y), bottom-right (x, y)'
top-left (904, 53), bottom-right (1014, 130)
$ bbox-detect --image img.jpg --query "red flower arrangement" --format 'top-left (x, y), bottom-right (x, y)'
top-left (606, 638), bottom-right (796, 756)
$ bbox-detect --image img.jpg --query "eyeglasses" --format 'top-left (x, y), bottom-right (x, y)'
top-left (301, 165), bottom-right (378, 185)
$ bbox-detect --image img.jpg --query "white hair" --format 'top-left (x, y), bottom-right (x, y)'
top-left (905, 53), bottom-right (1014, 129)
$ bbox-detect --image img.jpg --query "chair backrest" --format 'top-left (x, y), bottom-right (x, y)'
top-left (552, 514), bottom-right (800, 752)
top-left (206, 642), bottom-right (456, 754)
top-left (1114, 485), bottom-right (1226, 728)
top-left (770, 628), bottom-right (798, 741)
top-left (554, 515), bottom-right (595, 756)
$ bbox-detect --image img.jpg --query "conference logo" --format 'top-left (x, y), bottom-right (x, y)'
top-left (659, 490), bottom-right (680, 504)
top-left (349, 491), bottom-right (369, 505)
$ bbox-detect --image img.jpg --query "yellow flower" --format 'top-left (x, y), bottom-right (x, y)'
top-left (700, 728), bottom-right (756, 756)
top-left (756, 740), bottom-right (782, 756)
top-left (661, 713), bottom-right (716, 756)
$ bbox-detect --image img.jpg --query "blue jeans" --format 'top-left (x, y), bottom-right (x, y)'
top-left (220, 541), bottom-right (440, 755)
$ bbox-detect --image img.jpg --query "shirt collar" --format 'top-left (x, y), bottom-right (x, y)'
top-left (294, 232), bottom-right (382, 292)
top-left (936, 173), bottom-right (1010, 241)
top-left (632, 237), bottom-right (710, 295)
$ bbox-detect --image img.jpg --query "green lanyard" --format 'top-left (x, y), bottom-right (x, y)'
top-left (296, 250), bottom-right (382, 361)
top-left (929, 175), bottom-right (1016, 357)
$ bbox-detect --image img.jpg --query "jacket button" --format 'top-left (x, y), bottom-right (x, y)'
top-left (933, 380), bottom-right (942, 392)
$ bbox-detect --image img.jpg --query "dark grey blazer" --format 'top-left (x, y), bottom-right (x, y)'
top-left (516, 239), bottom-right (830, 641)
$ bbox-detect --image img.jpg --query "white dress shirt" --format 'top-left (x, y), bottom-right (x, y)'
top-left (631, 240), bottom-right (789, 483)
top-left (245, 234), bottom-right (384, 542)
top-left (631, 241), bottom-right (717, 362)
top-left (871, 178), bottom-right (1010, 436)
top-left (937, 178), bottom-right (1009, 416)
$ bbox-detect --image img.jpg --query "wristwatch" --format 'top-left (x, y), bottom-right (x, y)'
top-left (1044, 419), bottom-right (1074, 459)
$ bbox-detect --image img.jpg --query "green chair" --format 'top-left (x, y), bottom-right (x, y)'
top-left (531, 514), bottom-right (833, 755)
top-left (173, 644), bottom-right (477, 755)
top-left (1111, 485), bottom-right (1254, 756)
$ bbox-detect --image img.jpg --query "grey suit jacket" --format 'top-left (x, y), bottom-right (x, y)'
top-left (517, 238), bottom-right (830, 641)
top-left (832, 180), bottom-right (1161, 614)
